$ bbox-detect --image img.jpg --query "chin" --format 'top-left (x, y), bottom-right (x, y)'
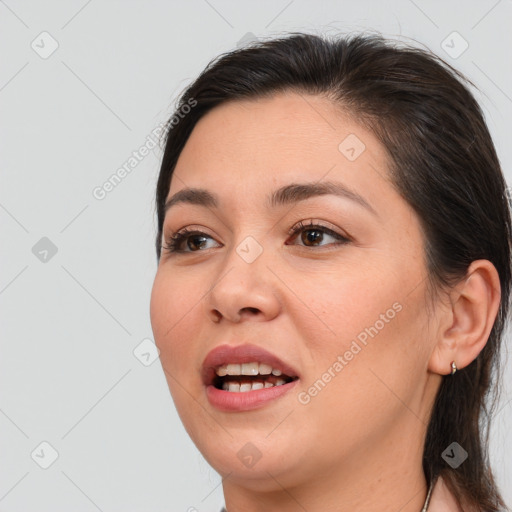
top-left (188, 428), bottom-right (310, 490)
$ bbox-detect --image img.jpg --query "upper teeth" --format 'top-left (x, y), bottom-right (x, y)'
top-left (216, 362), bottom-right (283, 377)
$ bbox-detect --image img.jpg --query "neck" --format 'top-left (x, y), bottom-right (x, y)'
top-left (222, 444), bottom-right (429, 512)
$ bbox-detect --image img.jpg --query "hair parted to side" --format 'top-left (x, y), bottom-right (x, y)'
top-left (155, 32), bottom-right (512, 511)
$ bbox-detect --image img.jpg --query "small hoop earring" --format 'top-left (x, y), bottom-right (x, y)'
top-left (450, 361), bottom-right (457, 375)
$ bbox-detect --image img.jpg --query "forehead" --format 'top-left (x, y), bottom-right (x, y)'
top-left (167, 91), bottom-right (392, 212)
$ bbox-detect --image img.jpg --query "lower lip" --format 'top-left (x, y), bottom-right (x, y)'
top-left (205, 380), bottom-right (298, 411)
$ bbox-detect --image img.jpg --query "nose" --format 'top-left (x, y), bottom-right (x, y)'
top-left (203, 243), bottom-right (282, 324)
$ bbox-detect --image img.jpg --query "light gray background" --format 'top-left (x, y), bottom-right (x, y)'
top-left (1, 1), bottom-right (511, 511)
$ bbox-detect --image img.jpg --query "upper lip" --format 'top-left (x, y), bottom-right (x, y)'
top-left (201, 343), bottom-right (300, 386)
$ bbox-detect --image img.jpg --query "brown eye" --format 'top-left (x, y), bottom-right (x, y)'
top-left (300, 228), bottom-right (324, 246)
top-left (287, 221), bottom-right (351, 248)
top-left (162, 229), bottom-right (220, 253)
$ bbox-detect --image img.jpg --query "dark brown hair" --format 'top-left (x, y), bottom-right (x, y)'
top-left (154, 32), bottom-right (511, 511)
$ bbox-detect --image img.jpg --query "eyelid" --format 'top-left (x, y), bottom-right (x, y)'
top-left (287, 219), bottom-right (349, 238)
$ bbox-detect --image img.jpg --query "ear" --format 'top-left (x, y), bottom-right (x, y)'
top-left (428, 260), bottom-right (501, 375)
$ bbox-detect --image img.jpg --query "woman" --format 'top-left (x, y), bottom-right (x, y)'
top-left (149, 32), bottom-right (511, 511)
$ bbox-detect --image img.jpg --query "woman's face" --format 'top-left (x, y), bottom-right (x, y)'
top-left (150, 92), bottom-right (439, 490)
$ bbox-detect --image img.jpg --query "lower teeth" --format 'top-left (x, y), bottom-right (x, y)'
top-left (222, 378), bottom-right (286, 392)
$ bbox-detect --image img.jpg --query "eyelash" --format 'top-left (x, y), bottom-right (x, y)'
top-left (162, 220), bottom-right (351, 254)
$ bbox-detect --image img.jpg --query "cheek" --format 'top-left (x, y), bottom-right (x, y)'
top-left (293, 258), bottom-right (428, 377)
top-left (300, 270), bottom-right (429, 403)
top-left (149, 270), bottom-right (213, 444)
top-left (288, 264), bottom-right (393, 351)
top-left (149, 269), bottom-right (205, 376)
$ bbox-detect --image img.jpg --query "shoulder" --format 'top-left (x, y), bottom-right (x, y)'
top-left (428, 475), bottom-right (467, 512)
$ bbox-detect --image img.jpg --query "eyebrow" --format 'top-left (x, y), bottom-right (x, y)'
top-left (164, 180), bottom-right (378, 216)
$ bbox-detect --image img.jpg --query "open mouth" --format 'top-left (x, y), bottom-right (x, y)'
top-left (212, 362), bottom-right (298, 392)
top-left (202, 345), bottom-right (300, 410)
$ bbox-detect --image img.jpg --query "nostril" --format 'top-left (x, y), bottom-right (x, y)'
top-left (242, 307), bottom-right (259, 314)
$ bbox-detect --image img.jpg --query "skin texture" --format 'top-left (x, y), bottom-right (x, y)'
top-left (150, 92), bottom-right (501, 512)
